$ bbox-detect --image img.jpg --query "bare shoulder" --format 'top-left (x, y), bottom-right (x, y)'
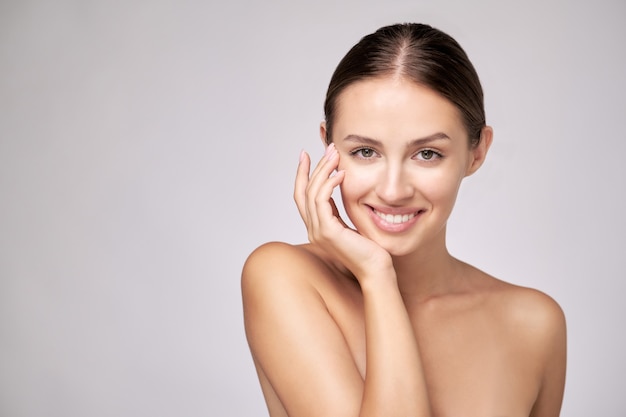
top-left (484, 275), bottom-right (567, 415)
top-left (480, 272), bottom-right (567, 387)
top-left (460, 264), bottom-right (566, 355)
top-left (242, 241), bottom-right (334, 292)
top-left (241, 242), bottom-right (364, 416)
top-left (458, 268), bottom-right (566, 415)
top-left (488, 277), bottom-right (566, 339)
top-left (241, 241), bottom-right (348, 340)
top-left (461, 263), bottom-right (565, 331)
top-left (243, 241), bottom-right (324, 271)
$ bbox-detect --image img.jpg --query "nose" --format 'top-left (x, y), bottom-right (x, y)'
top-left (375, 163), bottom-right (414, 204)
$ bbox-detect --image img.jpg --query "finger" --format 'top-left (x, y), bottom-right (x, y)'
top-left (329, 194), bottom-right (350, 229)
top-left (306, 143), bottom-right (339, 206)
top-left (314, 169), bottom-right (344, 221)
top-left (309, 142), bottom-right (337, 179)
top-left (306, 145), bottom-right (340, 232)
top-left (294, 147), bottom-right (337, 242)
top-left (312, 169), bottom-right (345, 240)
top-left (294, 150), bottom-right (311, 223)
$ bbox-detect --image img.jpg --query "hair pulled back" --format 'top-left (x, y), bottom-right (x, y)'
top-left (324, 23), bottom-right (485, 147)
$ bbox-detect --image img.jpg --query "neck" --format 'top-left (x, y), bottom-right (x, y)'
top-left (391, 233), bottom-right (462, 304)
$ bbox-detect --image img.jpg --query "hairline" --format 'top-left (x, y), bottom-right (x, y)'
top-left (327, 74), bottom-right (472, 147)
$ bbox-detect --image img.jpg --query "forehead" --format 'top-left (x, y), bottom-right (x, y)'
top-left (333, 77), bottom-right (466, 142)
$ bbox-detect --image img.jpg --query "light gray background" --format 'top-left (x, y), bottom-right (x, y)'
top-left (1, 0), bottom-right (624, 416)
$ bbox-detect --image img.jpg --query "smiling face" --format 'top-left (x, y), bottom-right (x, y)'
top-left (324, 76), bottom-right (491, 257)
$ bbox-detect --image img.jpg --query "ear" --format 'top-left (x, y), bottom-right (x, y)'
top-left (319, 121), bottom-right (329, 148)
top-left (465, 126), bottom-right (493, 177)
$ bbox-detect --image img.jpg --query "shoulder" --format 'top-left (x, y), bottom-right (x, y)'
top-left (241, 241), bottom-right (339, 316)
top-left (494, 283), bottom-right (566, 338)
top-left (466, 265), bottom-right (565, 336)
top-left (465, 265), bottom-right (566, 358)
top-left (242, 242), bottom-right (365, 415)
top-left (243, 241), bottom-right (319, 271)
top-left (486, 280), bottom-right (566, 371)
top-left (242, 241), bottom-right (333, 289)
top-left (486, 280), bottom-right (567, 414)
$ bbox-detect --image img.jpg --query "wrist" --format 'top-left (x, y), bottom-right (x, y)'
top-left (357, 265), bottom-right (398, 292)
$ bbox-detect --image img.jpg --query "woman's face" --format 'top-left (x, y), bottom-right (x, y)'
top-left (324, 76), bottom-right (491, 257)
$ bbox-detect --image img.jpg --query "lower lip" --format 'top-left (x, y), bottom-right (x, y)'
top-left (368, 207), bottom-right (422, 233)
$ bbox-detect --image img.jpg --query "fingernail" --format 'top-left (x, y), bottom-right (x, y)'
top-left (299, 149), bottom-right (305, 162)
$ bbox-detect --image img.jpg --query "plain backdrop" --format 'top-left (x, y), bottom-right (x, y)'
top-left (1, 0), bottom-right (625, 416)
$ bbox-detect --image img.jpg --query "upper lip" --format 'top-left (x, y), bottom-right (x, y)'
top-left (367, 204), bottom-right (423, 216)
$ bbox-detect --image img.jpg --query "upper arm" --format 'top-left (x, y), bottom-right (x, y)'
top-left (526, 292), bottom-right (567, 417)
top-left (242, 242), bottom-right (363, 417)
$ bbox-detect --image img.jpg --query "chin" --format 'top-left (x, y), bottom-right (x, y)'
top-left (369, 236), bottom-right (419, 258)
top-left (366, 227), bottom-right (443, 259)
top-left (383, 244), bottom-right (419, 258)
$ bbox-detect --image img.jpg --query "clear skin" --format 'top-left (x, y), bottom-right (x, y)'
top-left (242, 76), bottom-right (566, 417)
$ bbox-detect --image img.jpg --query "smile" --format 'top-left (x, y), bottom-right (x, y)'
top-left (367, 205), bottom-right (424, 233)
top-left (373, 210), bottom-right (418, 224)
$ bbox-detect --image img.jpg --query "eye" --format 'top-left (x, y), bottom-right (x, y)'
top-left (415, 149), bottom-right (442, 161)
top-left (350, 147), bottom-right (378, 159)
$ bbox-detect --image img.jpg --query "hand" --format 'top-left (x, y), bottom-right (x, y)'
top-left (294, 144), bottom-right (393, 280)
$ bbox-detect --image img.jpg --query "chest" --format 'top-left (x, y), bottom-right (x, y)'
top-left (330, 295), bottom-right (540, 417)
top-left (415, 311), bottom-right (539, 416)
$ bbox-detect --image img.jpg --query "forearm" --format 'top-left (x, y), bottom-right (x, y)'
top-left (358, 269), bottom-right (431, 417)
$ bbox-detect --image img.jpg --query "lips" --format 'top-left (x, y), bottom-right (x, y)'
top-left (373, 210), bottom-right (418, 224)
top-left (367, 205), bottom-right (424, 232)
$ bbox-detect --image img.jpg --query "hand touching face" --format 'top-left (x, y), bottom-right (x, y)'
top-left (324, 76), bottom-right (491, 257)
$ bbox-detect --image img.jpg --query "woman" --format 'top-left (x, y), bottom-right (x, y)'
top-left (242, 23), bottom-right (566, 417)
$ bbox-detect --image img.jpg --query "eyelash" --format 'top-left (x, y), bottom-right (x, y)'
top-left (349, 147), bottom-right (379, 159)
top-left (348, 147), bottom-right (444, 162)
top-left (415, 149), bottom-right (443, 161)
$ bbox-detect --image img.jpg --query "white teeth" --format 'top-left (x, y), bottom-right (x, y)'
top-left (375, 210), bottom-right (416, 224)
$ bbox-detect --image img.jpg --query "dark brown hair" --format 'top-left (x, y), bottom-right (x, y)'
top-left (324, 23), bottom-right (485, 147)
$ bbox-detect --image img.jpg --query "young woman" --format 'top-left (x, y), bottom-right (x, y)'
top-left (242, 23), bottom-right (566, 417)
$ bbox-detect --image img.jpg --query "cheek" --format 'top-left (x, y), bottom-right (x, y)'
top-left (339, 170), bottom-right (366, 199)
top-left (416, 168), bottom-right (464, 205)
top-left (338, 166), bottom-right (377, 202)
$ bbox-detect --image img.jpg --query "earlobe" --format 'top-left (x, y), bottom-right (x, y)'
top-left (466, 126), bottom-right (493, 176)
top-left (319, 122), bottom-right (329, 147)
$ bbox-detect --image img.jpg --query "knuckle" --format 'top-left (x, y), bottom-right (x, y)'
top-left (314, 193), bottom-right (326, 206)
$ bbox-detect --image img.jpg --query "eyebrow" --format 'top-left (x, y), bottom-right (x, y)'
top-left (342, 132), bottom-right (451, 147)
